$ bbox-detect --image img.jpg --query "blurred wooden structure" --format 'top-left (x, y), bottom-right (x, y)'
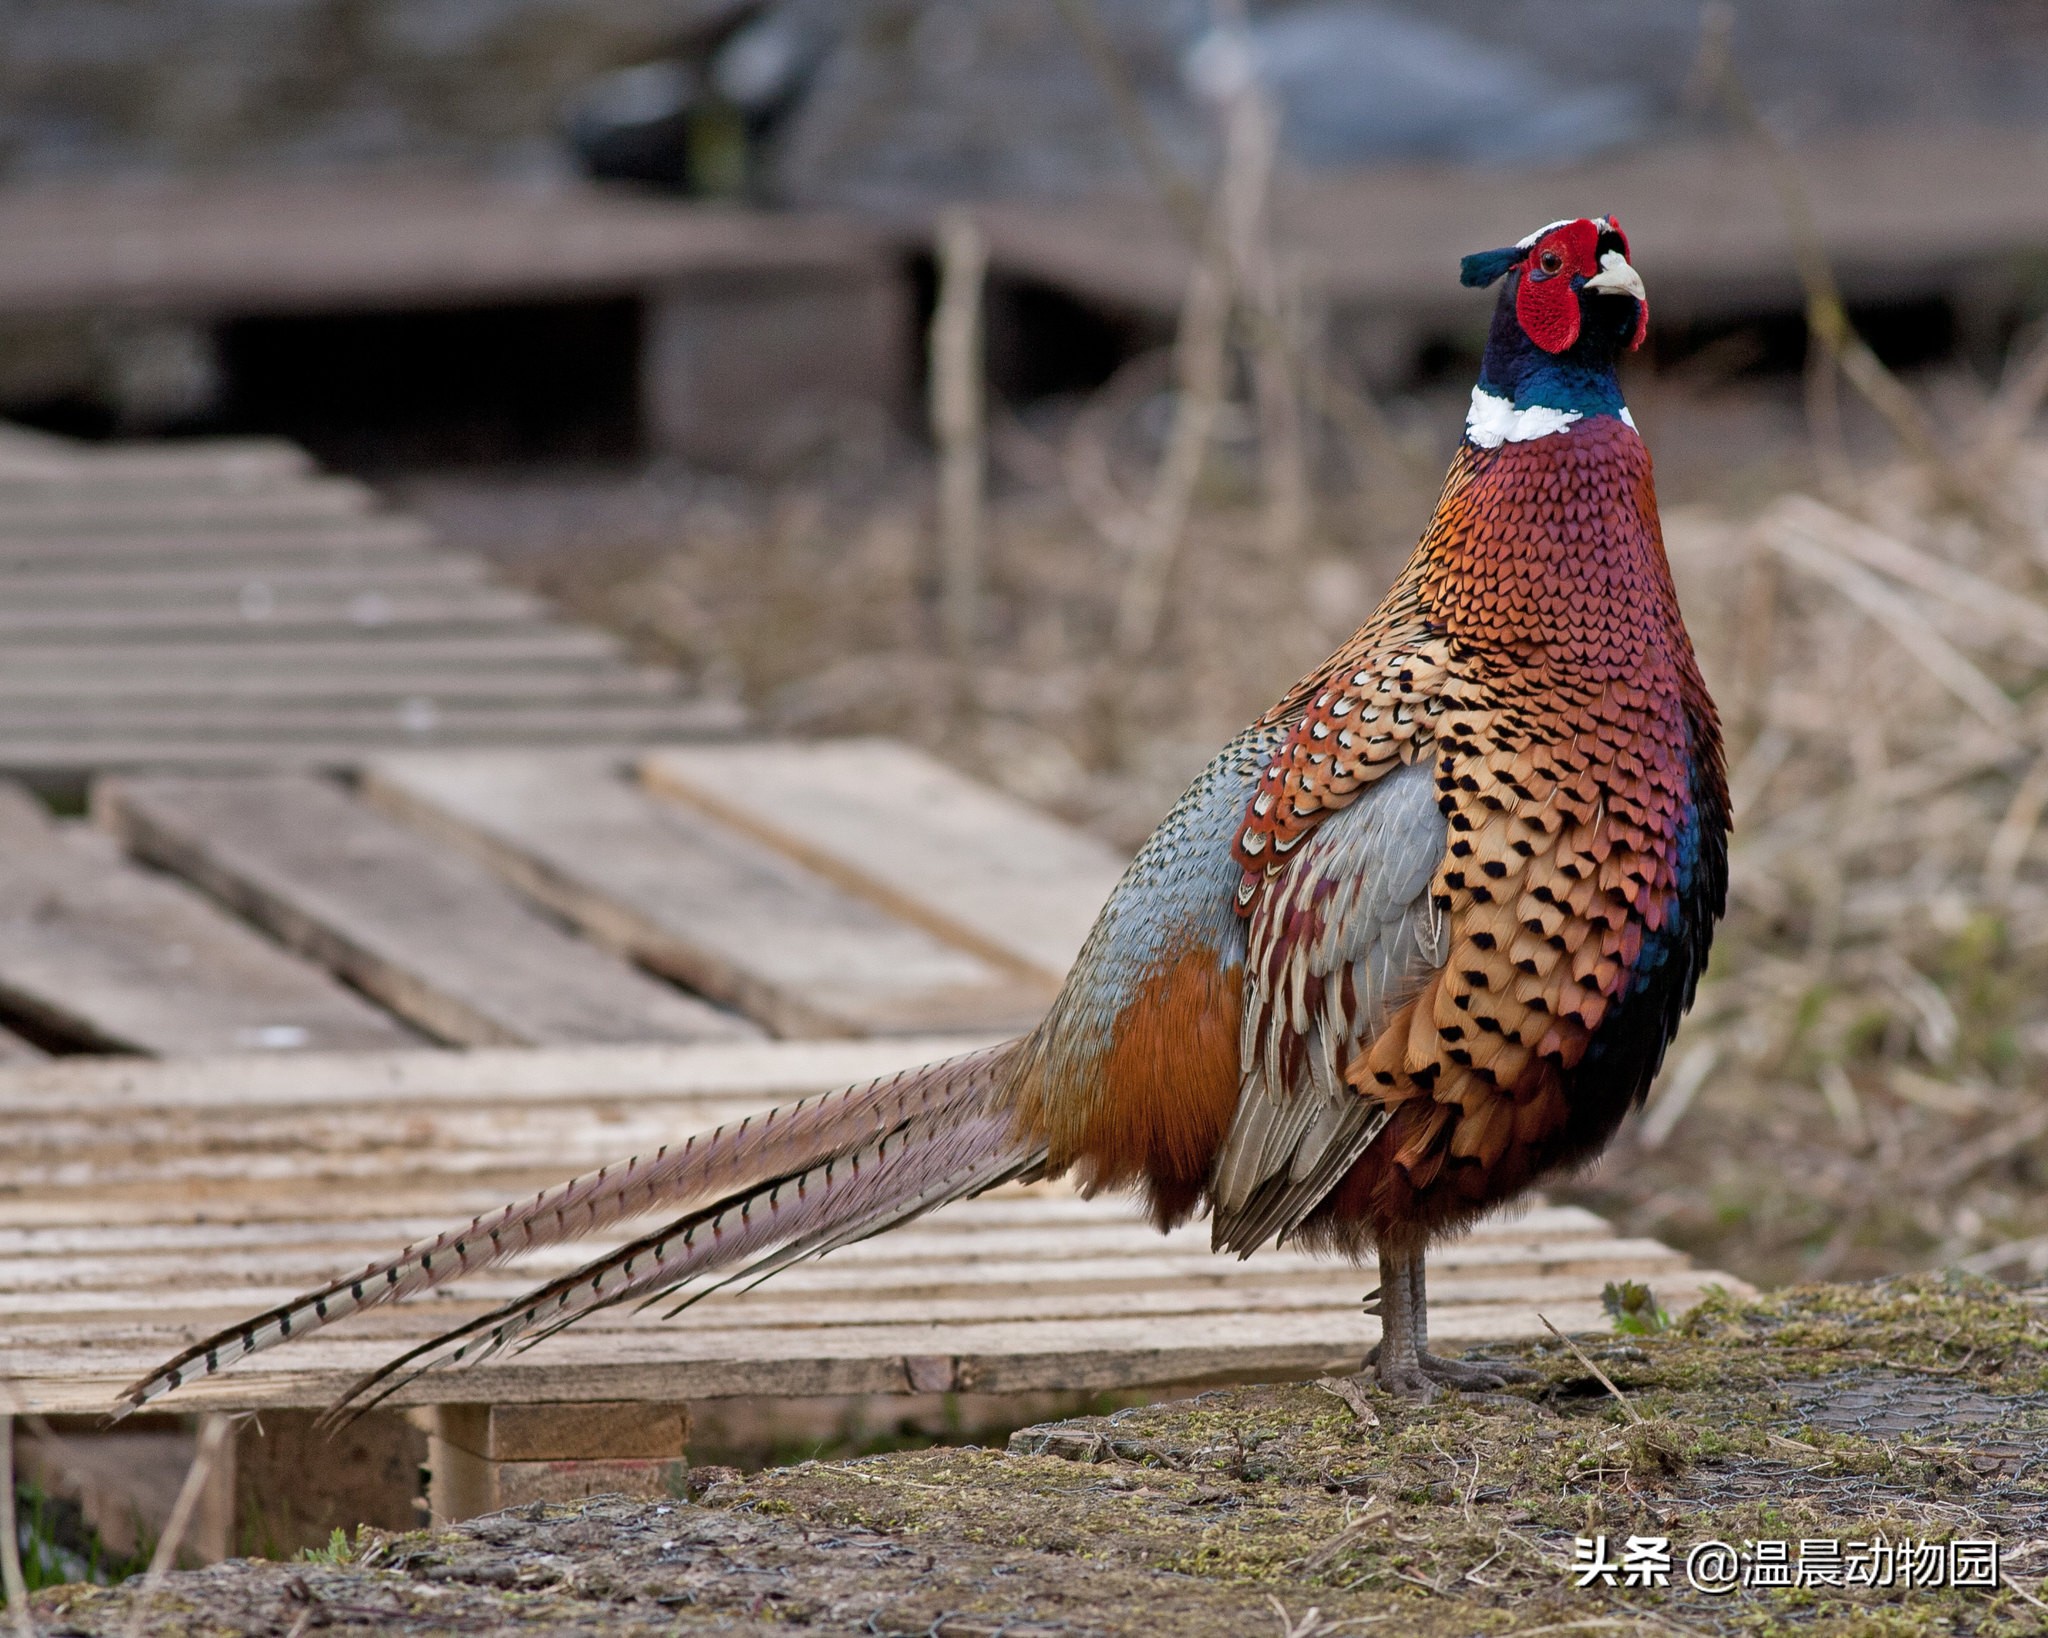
top-left (977, 125), bottom-right (2048, 361)
top-left (0, 176), bottom-right (908, 467)
top-left (0, 1036), bottom-right (1743, 1551)
top-left (0, 424), bottom-right (739, 779)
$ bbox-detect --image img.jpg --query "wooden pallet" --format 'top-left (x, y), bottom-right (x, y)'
top-left (0, 1036), bottom-right (1742, 1413)
top-left (0, 427), bottom-right (737, 777)
top-left (0, 739), bottom-right (1129, 1053)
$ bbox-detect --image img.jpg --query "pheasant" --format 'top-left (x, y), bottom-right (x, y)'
top-left (124, 215), bottom-right (1726, 1411)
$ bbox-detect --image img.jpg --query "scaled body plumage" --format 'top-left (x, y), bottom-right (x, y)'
top-left (125, 215), bottom-right (1727, 1414)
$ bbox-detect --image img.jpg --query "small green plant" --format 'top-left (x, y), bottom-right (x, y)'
top-left (295, 1527), bottom-right (355, 1565)
top-left (1602, 1280), bottom-right (1672, 1336)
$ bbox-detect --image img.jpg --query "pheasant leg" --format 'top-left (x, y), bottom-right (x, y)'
top-left (1368, 1243), bottom-right (1537, 1398)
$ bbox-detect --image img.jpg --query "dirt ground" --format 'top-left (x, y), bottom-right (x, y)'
top-left (33, 1277), bottom-right (2048, 1636)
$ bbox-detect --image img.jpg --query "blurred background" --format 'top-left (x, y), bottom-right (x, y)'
top-left (5, 0), bottom-right (2048, 1308)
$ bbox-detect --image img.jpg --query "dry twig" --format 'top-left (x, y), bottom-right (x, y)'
top-left (930, 209), bottom-right (989, 661)
top-left (1537, 1316), bottom-right (1643, 1425)
top-left (1, 1416), bottom-right (33, 1638)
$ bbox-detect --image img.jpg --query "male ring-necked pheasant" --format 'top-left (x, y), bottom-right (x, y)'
top-left (126, 216), bottom-right (1726, 1411)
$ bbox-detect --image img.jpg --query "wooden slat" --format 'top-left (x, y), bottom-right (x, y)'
top-left (0, 669), bottom-right (683, 704)
top-left (0, 436), bottom-right (312, 488)
top-left (0, 480), bottom-right (374, 532)
top-left (0, 632), bottom-right (627, 673)
top-left (0, 1039), bottom-right (1744, 1416)
top-left (0, 1036), bottom-right (995, 1115)
top-left (0, 560), bottom-right (491, 604)
top-left (98, 774), bottom-right (759, 1048)
top-left (0, 784), bottom-right (418, 1055)
top-left (0, 732), bottom-right (743, 775)
top-left (0, 522), bottom-right (438, 564)
top-left (0, 591), bottom-right (544, 637)
top-left (362, 752), bottom-right (1053, 1036)
top-left (0, 174), bottom-right (892, 315)
top-left (0, 703), bottom-right (729, 738)
top-left (0, 1200), bottom-right (1619, 1259)
top-left (642, 739), bottom-right (1128, 983)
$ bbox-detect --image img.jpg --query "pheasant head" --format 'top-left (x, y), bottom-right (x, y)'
top-left (1456, 216), bottom-right (1648, 448)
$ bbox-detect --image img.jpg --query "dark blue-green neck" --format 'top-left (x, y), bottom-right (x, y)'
top-left (1476, 280), bottom-right (1628, 420)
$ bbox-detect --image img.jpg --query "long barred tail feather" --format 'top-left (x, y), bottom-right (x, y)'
top-left (318, 1097), bottom-right (1040, 1426)
top-left (117, 1041), bottom-right (1027, 1417)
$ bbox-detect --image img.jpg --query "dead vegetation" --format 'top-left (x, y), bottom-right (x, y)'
top-left (30, 1277), bottom-right (2048, 1636)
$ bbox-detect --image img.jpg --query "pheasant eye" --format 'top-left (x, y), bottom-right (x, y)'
top-left (1536, 249), bottom-right (1564, 275)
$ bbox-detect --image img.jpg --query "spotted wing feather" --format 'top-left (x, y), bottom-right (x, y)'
top-left (1210, 757), bottom-right (1448, 1253)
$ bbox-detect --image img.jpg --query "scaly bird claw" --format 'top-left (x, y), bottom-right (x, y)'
top-left (1365, 1344), bottom-right (1535, 1397)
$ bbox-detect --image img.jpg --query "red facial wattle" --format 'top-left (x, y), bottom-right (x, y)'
top-left (1513, 219), bottom-right (1599, 354)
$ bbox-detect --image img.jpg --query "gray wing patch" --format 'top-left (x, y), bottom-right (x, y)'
top-left (1209, 757), bottom-right (1448, 1255)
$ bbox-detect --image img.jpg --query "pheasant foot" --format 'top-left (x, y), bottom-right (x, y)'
top-left (1364, 1342), bottom-right (1537, 1397)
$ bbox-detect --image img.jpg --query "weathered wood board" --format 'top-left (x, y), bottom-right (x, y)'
top-left (0, 432), bottom-right (312, 487)
top-left (98, 773), bottom-right (758, 1047)
top-left (0, 521), bottom-right (439, 564)
top-left (0, 1039), bottom-right (1744, 1418)
top-left (641, 740), bottom-right (1129, 983)
top-left (0, 426), bottom-right (739, 772)
top-left (0, 784), bottom-right (417, 1055)
top-left (0, 479), bottom-right (375, 532)
top-left (362, 752), bottom-right (1054, 1037)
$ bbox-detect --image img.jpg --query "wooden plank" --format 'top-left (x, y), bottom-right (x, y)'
top-left (0, 593), bottom-right (544, 634)
top-left (362, 752), bottom-right (1053, 1036)
top-left (0, 730), bottom-right (744, 776)
top-left (0, 1231), bottom-right (1692, 1308)
top-left (643, 740), bottom-right (1127, 982)
top-left (0, 597), bottom-right (548, 640)
top-left (0, 784), bottom-right (418, 1055)
top-left (0, 175), bottom-right (895, 316)
top-left (977, 127), bottom-right (2048, 324)
top-left (429, 1403), bottom-right (688, 1521)
top-left (0, 1037), bottom-right (999, 1115)
top-left (0, 631), bottom-right (627, 672)
top-left (98, 773), bottom-right (757, 1047)
top-left (0, 668), bottom-right (683, 703)
top-left (0, 1203), bottom-right (1619, 1264)
top-left (0, 522), bottom-right (438, 563)
top-left (0, 435), bottom-right (312, 487)
top-left (0, 480), bottom-right (375, 532)
top-left (0, 559), bottom-right (491, 604)
top-left (0, 1292), bottom-right (1727, 1415)
top-left (0, 702), bottom-right (727, 737)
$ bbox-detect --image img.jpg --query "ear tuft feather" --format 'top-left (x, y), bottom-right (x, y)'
top-left (1459, 247), bottom-right (1522, 289)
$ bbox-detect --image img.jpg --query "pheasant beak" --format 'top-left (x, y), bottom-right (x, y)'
top-left (1583, 249), bottom-right (1646, 304)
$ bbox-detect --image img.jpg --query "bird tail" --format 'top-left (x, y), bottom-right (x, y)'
top-left (116, 1041), bottom-right (1039, 1418)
